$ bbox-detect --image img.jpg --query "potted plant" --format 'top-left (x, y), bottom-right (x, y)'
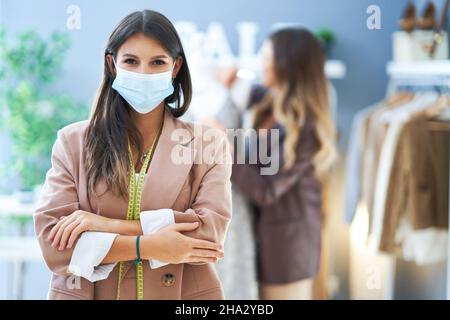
top-left (315, 27), bottom-right (336, 58)
top-left (0, 28), bottom-right (88, 203)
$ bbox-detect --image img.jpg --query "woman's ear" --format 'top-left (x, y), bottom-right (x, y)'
top-left (173, 56), bottom-right (183, 79)
top-left (106, 54), bottom-right (116, 75)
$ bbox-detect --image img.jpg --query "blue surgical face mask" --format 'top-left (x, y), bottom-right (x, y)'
top-left (111, 57), bottom-right (175, 114)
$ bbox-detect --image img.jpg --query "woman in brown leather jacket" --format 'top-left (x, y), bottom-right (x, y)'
top-left (214, 27), bottom-right (337, 299)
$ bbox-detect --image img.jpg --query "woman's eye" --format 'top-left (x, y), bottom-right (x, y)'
top-left (153, 60), bottom-right (166, 65)
top-left (124, 58), bottom-right (137, 65)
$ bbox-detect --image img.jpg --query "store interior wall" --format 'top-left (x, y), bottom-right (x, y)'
top-left (0, 0), bottom-right (411, 146)
top-left (0, 0), bottom-right (448, 299)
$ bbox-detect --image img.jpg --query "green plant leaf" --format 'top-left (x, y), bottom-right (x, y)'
top-left (0, 29), bottom-right (89, 190)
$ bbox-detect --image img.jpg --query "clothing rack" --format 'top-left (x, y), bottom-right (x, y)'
top-left (386, 61), bottom-right (450, 300)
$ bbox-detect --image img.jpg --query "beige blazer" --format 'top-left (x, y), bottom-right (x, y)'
top-left (380, 115), bottom-right (449, 253)
top-left (34, 106), bottom-right (232, 300)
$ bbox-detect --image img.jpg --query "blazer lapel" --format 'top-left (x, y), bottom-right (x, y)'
top-left (140, 106), bottom-right (196, 211)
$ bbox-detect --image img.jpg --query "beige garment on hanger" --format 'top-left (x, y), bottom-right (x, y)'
top-left (378, 95), bottom-right (449, 255)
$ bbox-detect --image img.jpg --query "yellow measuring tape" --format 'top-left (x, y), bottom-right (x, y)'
top-left (116, 111), bottom-right (164, 300)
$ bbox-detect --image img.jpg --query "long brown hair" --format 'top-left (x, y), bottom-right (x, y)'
top-left (253, 27), bottom-right (337, 179)
top-left (84, 10), bottom-right (192, 200)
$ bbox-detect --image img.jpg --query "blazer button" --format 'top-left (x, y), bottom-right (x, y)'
top-left (162, 273), bottom-right (175, 287)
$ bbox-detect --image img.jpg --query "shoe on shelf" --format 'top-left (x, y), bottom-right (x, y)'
top-left (399, 1), bottom-right (417, 32)
top-left (417, 1), bottom-right (436, 30)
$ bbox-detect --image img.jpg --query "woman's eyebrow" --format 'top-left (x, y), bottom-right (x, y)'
top-left (122, 53), bottom-right (139, 58)
top-left (121, 53), bottom-right (169, 59)
top-left (152, 54), bottom-right (170, 59)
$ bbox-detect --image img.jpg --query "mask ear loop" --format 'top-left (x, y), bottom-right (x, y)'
top-left (167, 61), bottom-right (178, 109)
top-left (171, 61), bottom-right (177, 85)
top-left (109, 54), bottom-right (118, 77)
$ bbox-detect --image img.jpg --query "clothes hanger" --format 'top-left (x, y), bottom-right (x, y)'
top-left (438, 107), bottom-right (450, 120)
top-left (419, 94), bottom-right (449, 119)
top-left (437, 94), bottom-right (450, 120)
top-left (384, 90), bottom-right (415, 107)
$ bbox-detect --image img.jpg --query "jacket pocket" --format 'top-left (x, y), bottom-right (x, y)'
top-left (412, 187), bottom-right (433, 227)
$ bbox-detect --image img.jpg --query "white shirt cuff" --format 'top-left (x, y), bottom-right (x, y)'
top-left (140, 209), bottom-right (174, 269)
top-left (68, 231), bottom-right (118, 282)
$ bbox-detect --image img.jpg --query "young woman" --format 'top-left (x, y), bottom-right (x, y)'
top-left (214, 27), bottom-right (337, 299)
top-left (34, 10), bottom-right (232, 300)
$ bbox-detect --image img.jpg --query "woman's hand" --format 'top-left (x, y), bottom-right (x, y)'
top-left (48, 210), bottom-right (116, 250)
top-left (142, 222), bottom-right (224, 264)
top-left (215, 65), bottom-right (238, 90)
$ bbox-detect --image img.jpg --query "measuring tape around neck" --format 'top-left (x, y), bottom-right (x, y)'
top-left (116, 111), bottom-right (164, 300)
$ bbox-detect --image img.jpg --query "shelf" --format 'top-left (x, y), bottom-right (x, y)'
top-left (387, 60), bottom-right (450, 78)
top-left (325, 60), bottom-right (346, 79)
top-left (0, 237), bottom-right (42, 261)
top-left (0, 195), bottom-right (36, 218)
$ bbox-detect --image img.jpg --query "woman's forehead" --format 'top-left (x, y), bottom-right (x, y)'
top-left (117, 33), bottom-right (170, 59)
